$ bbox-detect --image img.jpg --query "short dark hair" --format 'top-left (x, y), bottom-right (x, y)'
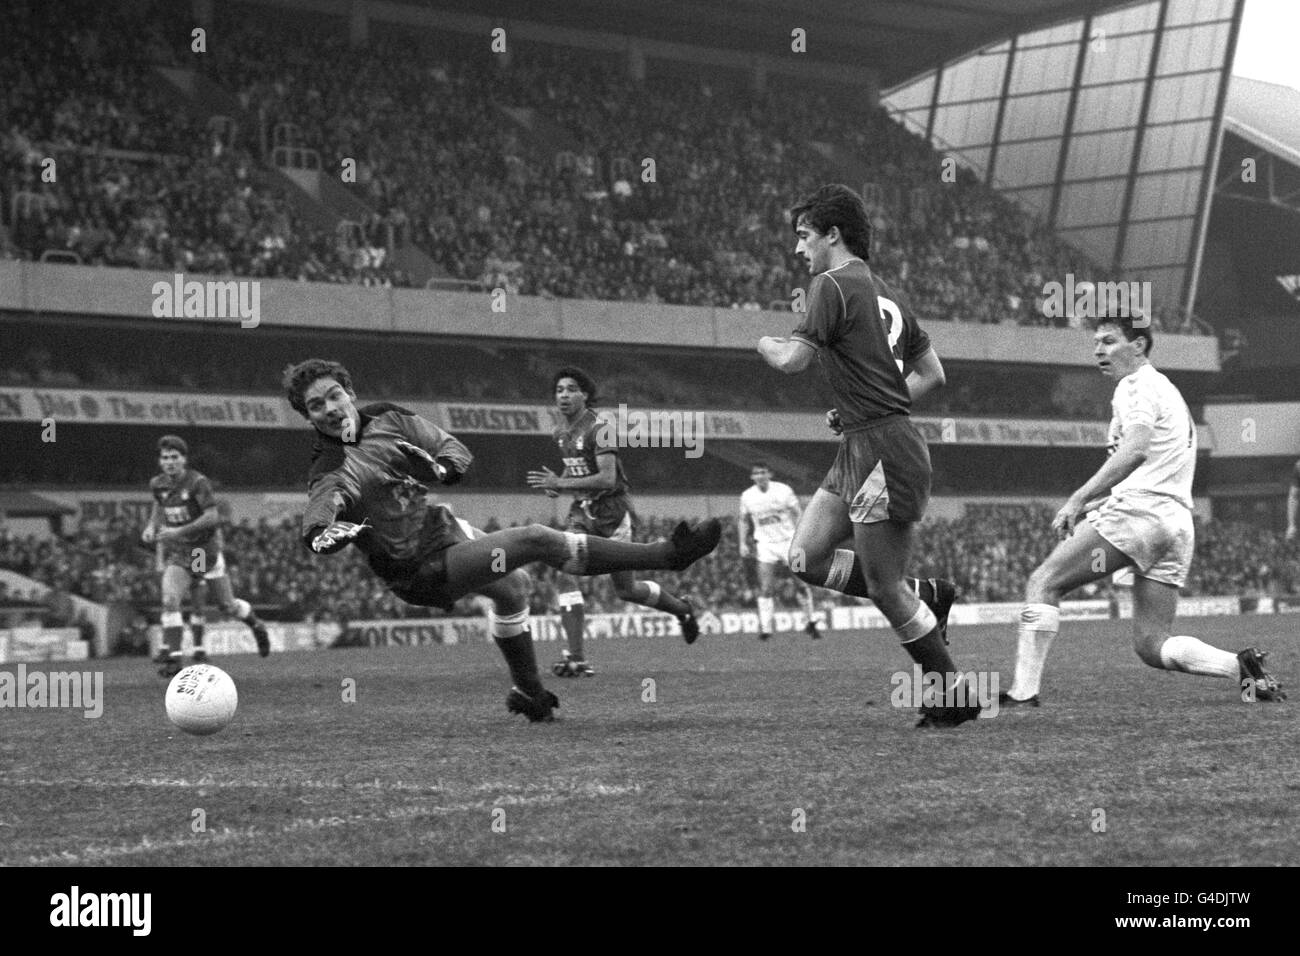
top-left (750, 462), bottom-right (770, 472)
top-left (157, 435), bottom-right (188, 456)
top-left (553, 365), bottom-right (598, 407)
top-left (283, 359), bottom-right (353, 417)
top-left (790, 184), bottom-right (871, 261)
top-left (1095, 316), bottom-right (1154, 357)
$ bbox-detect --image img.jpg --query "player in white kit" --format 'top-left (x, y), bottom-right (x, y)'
top-left (738, 464), bottom-right (825, 640)
top-left (1002, 316), bottom-right (1285, 707)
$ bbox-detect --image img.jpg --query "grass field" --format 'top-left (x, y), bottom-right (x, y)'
top-left (1, 614), bottom-right (1296, 866)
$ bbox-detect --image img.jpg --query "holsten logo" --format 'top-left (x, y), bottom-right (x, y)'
top-left (1041, 274), bottom-right (1151, 324)
top-left (595, 405), bottom-right (705, 459)
top-left (50, 886), bottom-right (151, 936)
top-left (890, 665), bottom-right (1000, 717)
top-left (151, 273), bottom-right (261, 328)
top-left (0, 664), bottom-right (103, 718)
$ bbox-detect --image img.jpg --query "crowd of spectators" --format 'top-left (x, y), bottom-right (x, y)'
top-left (2, 508), bottom-right (1294, 636)
top-left (2, 0), bottom-right (1203, 331)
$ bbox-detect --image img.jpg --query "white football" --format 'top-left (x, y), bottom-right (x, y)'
top-left (166, 664), bottom-right (238, 735)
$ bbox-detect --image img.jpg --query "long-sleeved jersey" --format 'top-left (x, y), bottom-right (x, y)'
top-left (300, 403), bottom-right (473, 565)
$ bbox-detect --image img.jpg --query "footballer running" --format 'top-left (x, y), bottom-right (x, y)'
top-left (143, 435), bottom-right (270, 677)
top-left (1001, 316), bottom-right (1286, 707)
top-left (758, 183), bottom-right (970, 727)
top-left (738, 462), bottom-right (825, 641)
top-left (284, 359), bottom-right (721, 721)
top-left (526, 367), bottom-right (703, 677)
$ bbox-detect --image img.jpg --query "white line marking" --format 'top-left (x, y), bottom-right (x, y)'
top-left (0, 778), bottom-right (640, 864)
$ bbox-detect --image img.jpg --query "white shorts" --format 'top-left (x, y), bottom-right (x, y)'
top-left (1087, 491), bottom-right (1194, 588)
top-left (607, 512), bottom-right (633, 542)
top-left (755, 538), bottom-right (792, 566)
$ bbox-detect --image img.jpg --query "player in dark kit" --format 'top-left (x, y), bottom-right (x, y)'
top-left (143, 435), bottom-right (270, 677)
top-left (526, 367), bottom-right (702, 677)
top-left (284, 359), bottom-right (721, 721)
top-left (758, 183), bottom-right (972, 727)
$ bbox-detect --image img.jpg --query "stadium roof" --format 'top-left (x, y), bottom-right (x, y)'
top-left (419, 0), bottom-right (1119, 86)
top-left (1225, 76), bottom-right (1300, 169)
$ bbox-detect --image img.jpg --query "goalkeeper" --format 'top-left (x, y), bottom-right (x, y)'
top-left (284, 359), bottom-right (722, 722)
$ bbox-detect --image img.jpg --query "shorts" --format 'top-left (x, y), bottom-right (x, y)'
top-left (821, 415), bottom-right (930, 524)
top-left (1087, 491), bottom-right (1194, 588)
top-left (370, 505), bottom-right (475, 611)
top-left (565, 496), bottom-right (634, 541)
top-left (164, 546), bottom-right (227, 581)
top-left (755, 538), bottom-right (792, 565)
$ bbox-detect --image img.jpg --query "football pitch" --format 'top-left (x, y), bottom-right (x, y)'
top-left (2, 615), bottom-right (1296, 866)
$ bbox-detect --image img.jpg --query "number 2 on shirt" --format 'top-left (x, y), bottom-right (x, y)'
top-left (878, 297), bottom-right (905, 373)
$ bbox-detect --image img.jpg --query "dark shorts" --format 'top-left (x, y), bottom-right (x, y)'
top-left (821, 415), bottom-right (930, 524)
top-left (565, 495), bottom-right (634, 540)
top-left (368, 505), bottom-right (473, 611)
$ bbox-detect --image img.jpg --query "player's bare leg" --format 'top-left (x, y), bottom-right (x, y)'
top-left (801, 581), bottom-right (824, 639)
top-left (1132, 576), bottom-right (1285, 701)
top-left (1004, 524), bottom-right (1129, 705)
top-left (553, 571), bottom-right (590, 674)
top-left (189, 578), bottom-right (209, 663)
top-left (155, 565), bottom-right (191, 677)
top-left (754, 558), bottom-right (777, 640)
top-left (474, 567), bottom-right (560, 721)
top-left (854, 519), bottom-right (980, 726)
top-left (440, 521), bottom-right (720, 603)
top-left (208, 574), bottom-right (270, 658)
top-left (789, 490), bottom-right (954, 641)
top-left (609, 567), bottom-right (701, 645)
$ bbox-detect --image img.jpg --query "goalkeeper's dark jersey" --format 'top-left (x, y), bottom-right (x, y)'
top-left (300, 403), bottom-right (473, 565)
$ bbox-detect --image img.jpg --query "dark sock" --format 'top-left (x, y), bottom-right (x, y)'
top-left (578, 535), bottom-right (670, 574)
top-left (191, 620), bottom-right (205, 648)
top-left (561, 603), bottom-right (585, 659)
top-left (494, 632), bottom-right (545, 695)
top-left (901, 628), bottom-right (958, 677)
top-left (162, 625), bottom-right (183, 655)
top-left (635, 582), bottom-right (688, 617)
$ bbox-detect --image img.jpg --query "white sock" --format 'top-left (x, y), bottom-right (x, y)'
top-left (1008, 603), bottom-right (1060, 700)
top-left (757, 596), bottom-right (775, 634)
top-left (489, 607), bottom-right (530, 639)
top-left (1158, 635), bottom-right (1238, 678)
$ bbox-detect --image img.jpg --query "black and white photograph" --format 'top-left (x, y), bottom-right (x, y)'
top-left (0, 0), bottom-right (1296, 905)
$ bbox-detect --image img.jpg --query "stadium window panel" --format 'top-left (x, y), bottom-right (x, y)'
top-left (1081, 30), bottom-right (1155, 87)
top-left (1052, 224), bottom-right (1121, 271)
top-left (933, 99), bottom-right (999, 149)
top-left (999, 185), bottom-right (1054, 221)
top-left (1072, 82), bottom-right (1144, 133)
top-left (1120, 264), bottom-right (1185, 311)
top-left (1065, 128), bottom-right (1138, 181)
top-left (1164, 0), bottom-right (1236, 27)
top-left (1007, 43), bottom-right (1078, 96)
top-left (885, 72), bottom-right (935, 115)
top-left (995, 139), bottom-right (1063, 189)
top-left (953, 146), bottom-right (992, 179)
top-left (938, 45), bottom-right (1010, 102)
top-left (1017, 20), bottom-right (1084, 49)
top-left (1131, 170), bottom-right (1202, 222)
top-left (1157, 22), bottom-right (1232, 75)
top-left (1057, 178), bottom-right (1128, 228)
top-left (1138, 120), bottom-right (1211, 173)
top-left (1124, 217), bottom-right (1195, 268)
top-left (1090, 2), bottom-right (1160, 37)
top-left (1148, 72), bottom-right (1220, 121)
top-left (1001, 91), bottom-right (1071, 141)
